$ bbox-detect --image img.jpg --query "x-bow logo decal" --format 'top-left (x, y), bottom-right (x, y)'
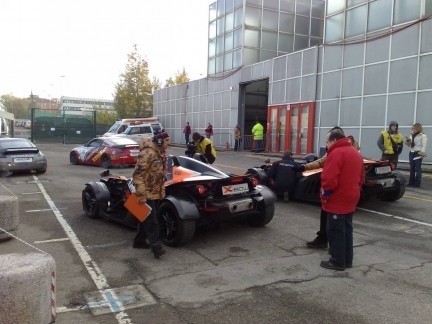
top-left (223, 186), bottom-right (232, 194)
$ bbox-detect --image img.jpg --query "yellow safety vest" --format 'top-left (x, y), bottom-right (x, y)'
top-left (380, 130), bottom-right (403, 154)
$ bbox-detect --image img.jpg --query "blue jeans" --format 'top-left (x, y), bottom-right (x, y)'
top-left (326, 213), bottom-right (353, 267)
top-left (133, 200), bottom-right (162, 252)
top-left (409, 151), bottom-right (422, 186)
top-left (185, 134), bottom-right (190, 145)
top-left (255, 139), bottom-right (263, 151)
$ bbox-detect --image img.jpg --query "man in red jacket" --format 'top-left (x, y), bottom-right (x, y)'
top-left (320, 130), bottom-right (364, 271)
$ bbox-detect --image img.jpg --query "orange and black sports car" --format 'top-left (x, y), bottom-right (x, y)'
top-left (247, 157), bottom-right (406, 203)
top-left (70, 137), bottom-right (139, 168)
top-left (82, 155), bottom-right (276, 246)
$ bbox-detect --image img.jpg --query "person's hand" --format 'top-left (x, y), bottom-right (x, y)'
top-left (320, 188), bottom-right (331, 203)
top-left (294, 165), bottom-right (306, 172)
top-left (419, 151), bottom-right (427, 157)
top-left (384, 150), bottom-right (389, 154)
top-left (137, 197), bottom-right (147, 204)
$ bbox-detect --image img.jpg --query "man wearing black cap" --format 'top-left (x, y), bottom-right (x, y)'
top-left (132, 130), bottom-right (170, 258)
top-left (192, 132), bottom-right (216, 164)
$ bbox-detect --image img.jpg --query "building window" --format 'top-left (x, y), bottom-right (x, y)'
top-left (294, 35), bottom-right (309, 51)
top-left (209, 21), bottom-right (217, 39)
top-left (209, 39), bottom-right (216, 57)
top-left (208, 58), bottom-right (216, 75)
top-left (217, 17), bottom-right (225, 36)
top-left (243, 48), bottom-right (259, 65)
top-left (325, 12), bottom-right (344, 42)
top-left (217, 0), bottom-right (225, 17)
top-left (224, 52), bottom-right (233, 70)
top-left (311, 18), bottom-right (324, 38)
top-left (311, 0), bottom-right (325, 18)
top-left (263, 0), bottom-right (279, 10)
top-left (280, 0), bottom-right (295, 13)
top-left (209, 2), bottom-right (217, 21)
top-left (263, 9), bottom-right (278, 30)
top-left (216, 55), bottom-right (224, 73)
top-left (234, 28), bottom-right (243, 48)
top-left (244, 28), bottom-right (260, 47)
top-left (234, 8), bottom-right (244, 27)
top-left (233, 48), bottom-right (242, 67)
top-left (394, 0), bottom-right (421, 25)
top-left (296, 0), bottom-right (311, 16)
top-left (295, 15), bottom-right (310, 35)
top-left (226, 0), bottom-right (234, 12)
top-left (278, 32), bottom-right (294, 52)
top-left (327, 0), bottom-right (346, 15)
top-left (279, 12), bottom-right (295, 33)
top-left (216, 36), bottom-right (225, 54)
top-left (262, 30), bottom-right (278, 51)
top-left (225, 31), bottom-right (234, 51)
top-left (245, 6), bottom-right (261, 27)
top-left (226, 11), bottom-right (234, 31)
top-left (345, 4), bottom-right (367, 38)
top-left (368, 0), bottom-right (392, 32)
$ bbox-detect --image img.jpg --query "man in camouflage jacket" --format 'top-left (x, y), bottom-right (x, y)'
top-left (132, 131), bottom-right (170, 258)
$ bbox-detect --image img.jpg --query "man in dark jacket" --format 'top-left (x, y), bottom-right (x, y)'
top-left (320, 130), bottom-right (364, 271)
top-left (266, 151), bottom-right (300, 202)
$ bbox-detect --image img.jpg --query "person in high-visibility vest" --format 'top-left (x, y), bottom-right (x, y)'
top-left (252, 120), bottom-right (264, 152)
top-left (377, 121), bottom-right (404, 167)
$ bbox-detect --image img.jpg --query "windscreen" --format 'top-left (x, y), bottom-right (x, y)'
top-left (0, 139), bottom-right (35, 149)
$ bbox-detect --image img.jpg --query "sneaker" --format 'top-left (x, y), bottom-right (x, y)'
top-left (320, 261), bottom-right (345, 271)
top-left (306, 237), bottom-right (327, 249)
top-left (153, 247), bottom-right (166, 259)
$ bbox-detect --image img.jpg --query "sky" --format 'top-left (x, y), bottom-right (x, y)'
top-left (0, 0), bottom-right (214, 100)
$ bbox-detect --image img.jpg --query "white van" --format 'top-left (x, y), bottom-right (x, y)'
top-left (103, 117), bottom-right (163, 137)
top-left (114, 124), bottom-right (155, 143)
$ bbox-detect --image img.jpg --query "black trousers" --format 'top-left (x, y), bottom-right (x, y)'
top-left (133, 200), bottom-right (162, 251)
top-left (316, 208), bottom-right (328, 242)
top-left (326, 213), bottom-right (353, 267)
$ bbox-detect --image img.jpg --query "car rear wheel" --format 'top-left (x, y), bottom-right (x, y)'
top-left (70, 152), bottom-right (78, 165)
top-left (157, 201), bottom-right (195, 246)
top-left (246, 167), bottom-right (268, 186)
top-left (82, 185), bottom-right (107, 219)
top-left (101, 154), bottom-right (112, 168)
top-left (36, 167), bottom-right (46, 174)
top-left (380, 183), bottom-right (405, 202)
top-left (248, 203), bottom-right (275, 227)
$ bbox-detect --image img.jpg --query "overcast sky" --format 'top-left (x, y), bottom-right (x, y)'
top-left (0, 0), bottom-right (214, 100)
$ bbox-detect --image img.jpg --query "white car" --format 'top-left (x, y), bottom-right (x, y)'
top-left (114, 124), bottom-right (155, 143)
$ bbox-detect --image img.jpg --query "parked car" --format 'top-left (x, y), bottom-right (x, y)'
top-left (82, 155), bottom-right (277, 246)
top-left (70, 137), bottom-right (139, 168)
top-left (0, 138), bottom-right (47, 174)
top-left (114, 124), bottom-right (154, 143)
top-left (246, 156), bottom-right (406, 203)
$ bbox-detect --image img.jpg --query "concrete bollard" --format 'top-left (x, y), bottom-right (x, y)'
top-left (0, 195), bottom-right (19, 241)
top-left (0, 253), bottom-right (56, 324)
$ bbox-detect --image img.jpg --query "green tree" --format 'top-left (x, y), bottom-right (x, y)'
top-left (0, 94), bottom-right (31, 119)
top-left (174, 67), bottom-right (190, 84)
top-left (164, 77), bottom-right (175, 88)
top-left (152, 76), bottom-right (162, 91)
top-left (95, 109), bottom-right (117, 125)
top-left (113, 45), bottom-right (154, 118)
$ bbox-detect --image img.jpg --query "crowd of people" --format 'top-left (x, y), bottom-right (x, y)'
top-left (131, 120), bottom-right (427, 264)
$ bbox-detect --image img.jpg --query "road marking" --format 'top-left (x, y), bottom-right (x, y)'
top-left (403, 195), bottom-right (432, 203)
top-left (21, 191), bottom-right (42, 195)
top-left (357, 207), bottom-right (432, 228)
top-left (87, 291), bottom-right (136, 312)
top-left (56, 305), bottom-right (87, 313)
top-left (34, 238), bottom-right (70, 244)
top-left (32, 175), bottom-right (133, 324)
top-left (26, 207), bottom-right (67, 213)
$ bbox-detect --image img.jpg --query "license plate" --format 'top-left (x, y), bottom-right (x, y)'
top-left (129, 150), bottom-right (139, 157)
top-left (14, 157), bottom-right (32, 163)
top-left (222, 183), bottom-right (249, 195)
top-left (375, 166), bottom-right (391, 174)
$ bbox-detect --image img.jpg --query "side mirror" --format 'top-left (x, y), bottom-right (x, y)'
top-left (100, 169), bottom-right (110, 177)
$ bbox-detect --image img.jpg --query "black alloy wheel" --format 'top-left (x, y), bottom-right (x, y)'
top-left (82, 185), bottom-right (107, 219)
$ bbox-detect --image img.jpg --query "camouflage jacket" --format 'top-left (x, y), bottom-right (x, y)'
top-left (132, 138), bottom-right (167, 201)
top-left (304, 153), bottom-right (327, 171)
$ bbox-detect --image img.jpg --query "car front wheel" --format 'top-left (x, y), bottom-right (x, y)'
top-left (70, 152), bottom-right (79, 165)
top-left (157, 201), bottom-right (195, 247)
top-left (82, 185), bottom-right (107, 219)
top-left (101, 154), bottom-right (112, 168)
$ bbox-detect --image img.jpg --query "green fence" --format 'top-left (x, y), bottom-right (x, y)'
top-left (31, 109), bottom-right (110, 144)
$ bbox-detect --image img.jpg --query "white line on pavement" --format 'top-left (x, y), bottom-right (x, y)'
top-left (34, 238), bottom-right (70, 244)
top-left (357, 207), bottom-right (432, 228)
top-left (21, 192), bottom-right (42, 195)
top-left (32, 175), bottom-right (133, 324)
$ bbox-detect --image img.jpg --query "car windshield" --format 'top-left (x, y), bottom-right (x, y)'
top-left (107, 123), bottom-right (120, 133)
top-left (0, 139), bottom-right (35, 149)
top-left (177, 156), bottom-right (228, 177)
top-left (107, 137), bottom-right (138, 146)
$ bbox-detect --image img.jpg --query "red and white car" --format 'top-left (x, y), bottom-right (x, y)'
top-left (70, 137), bottom-right (139, 168)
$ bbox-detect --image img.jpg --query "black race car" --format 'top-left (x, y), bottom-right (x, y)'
top-left (246, 157), bottom-right (406, 203)
top-left (82, 155), bottom-right (276, 246)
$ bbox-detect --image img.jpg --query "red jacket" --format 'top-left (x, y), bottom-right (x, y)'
top-left (321, 137), bottom-right (364, 214)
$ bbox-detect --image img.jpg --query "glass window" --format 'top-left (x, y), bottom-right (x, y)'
top-left (209, 39), bottom-right (216, 57)
top-left (224, 52), bottom-right (233, 70)
top-left (311, 18), bottom-right (323, 37)
top-left (234, 8), bottom-right (244, 27)
top-left (209, 21), bottom-right (216, 39)
top-left (325, 12), bottom-right (344, 42)
top-left (246, 0), bottom-right (262, 6)
top-left (263, 0), bottom-right (278, 10)
top-left (208, 58), bottom-right (216, 74)
top-left (216, 55), bottom-right (224, 73)
top-left (427, 0), bottom-right (432, 16)
top-left (217, 0), bottom-right (225, 17)
top-left (394, 0), bottom-right (421, 25)
top-left (296, 0), bottom-right (311, 16)
top-left (345, 4), bottom-right (367, 38)
top-left (234, 28), bottom-right (243, 47)
top-left (226, 0), bottom-right (234, 12)
top-left (348, 0), bottom-right (367, 7)
top-left (244, 28), bottom-right (260, 47)
top-left (279, 12), bottom-right (294, 33)
top-left (217, 17), bottom-right (225, 36)
top-left (296, 15), bottom-right (310, 35)
top-left (262, 30), bottom-right (278, 50)
top-left (226, 11), bottom-right (234, 31)
top-left (235, 0), bottom-right (244, 8)
top-left (243, 48), bottom-right (259, 65)
top-left (216, 36), bottom-right (225, 54)
top-left (294, 35), bottom-right (309, 51)
top-left (280, 0), bottom-right (295, 12)
top-left (368, 0), bottom-right (392, 32)
top-left (209, 2), bottom-right (217, 21)
top-left (278, 32), bottom-right (294, 52)
top-left (245, 6), bottom-right (261, 27)
top-left (311, 0), bottom-right (325, 18)
top-left (225, 31), bottom-right (234, 51)
top-left (233, 48), bottom-right (242, 67)
top-left (263, 9), bottom-right (278, 30)
top-left (327, 0), bottom-right (346, 15)
top-left (310, 37), bottom-right (322, 46)
top-left (260, 50), bottom-right (277, 61)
